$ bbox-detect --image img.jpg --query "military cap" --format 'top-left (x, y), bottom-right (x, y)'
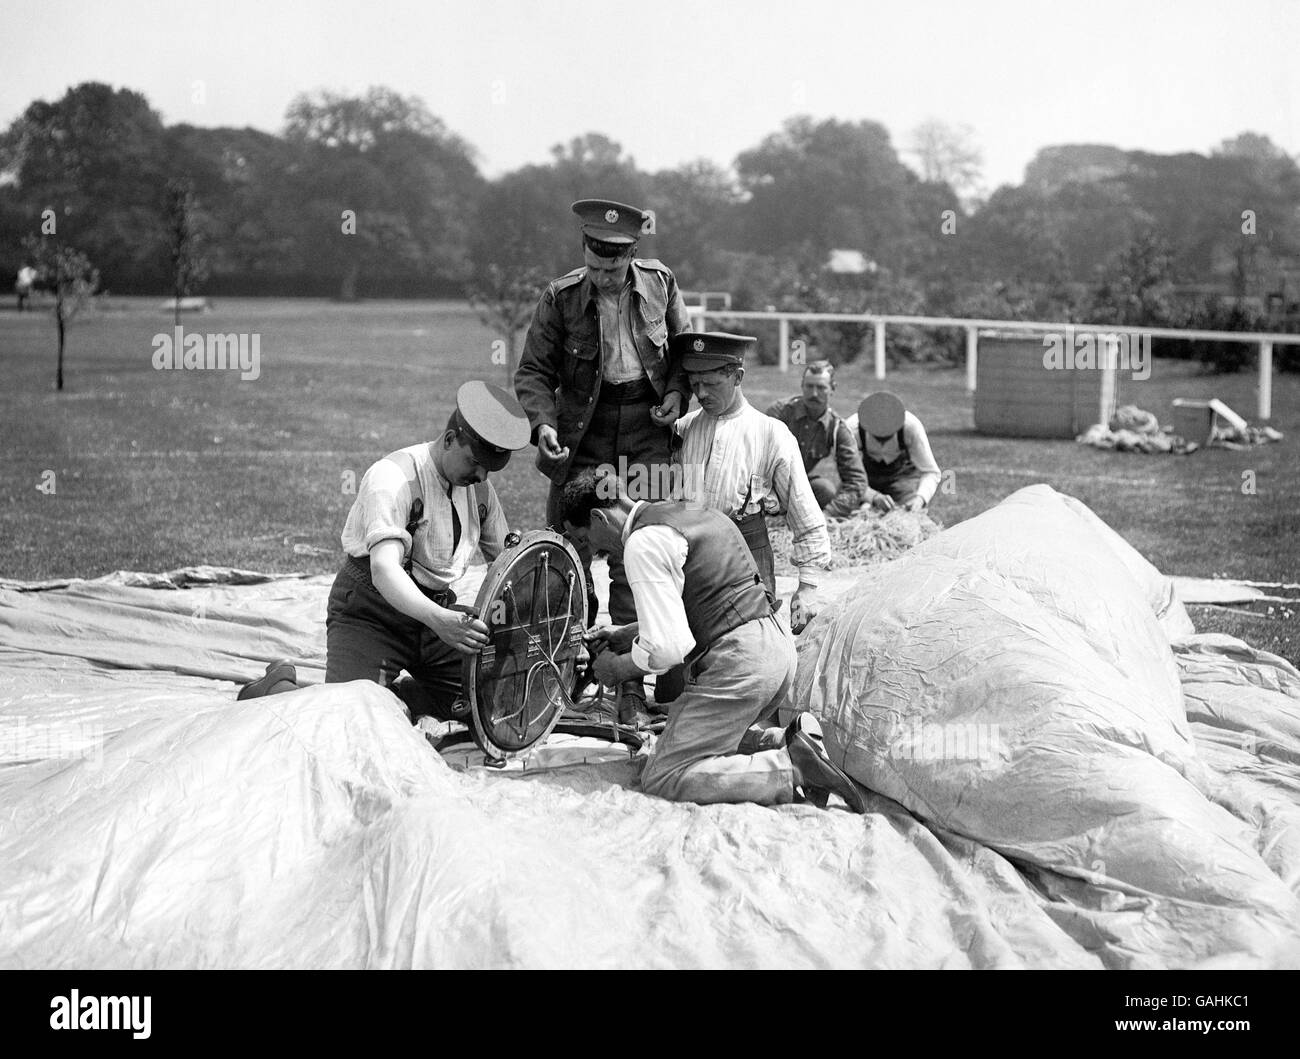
top-left (451, 380), bottom-right (530, 471)
top-left (858, 391), bottom-right (906, 437)
top-left (673, 331), bottom-right (758, 372)
top-left (572, 198), bottom-right (647, 245)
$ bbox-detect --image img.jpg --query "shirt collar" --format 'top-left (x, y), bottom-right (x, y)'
top-left (430, 449), bottom-right (456, 496)
top-left (622, 500), bottom-right (649, 544)
top-left (793, 399), bottom-right (833, 425)
top-left (714, 394), bottom-right (751, 422)
top-left (581, 262), bottom-right (641, 308)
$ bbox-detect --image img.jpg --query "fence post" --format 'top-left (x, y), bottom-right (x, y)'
top-left (965, 327), bottom-right (978, 392)
top-left (1099, 335), bottom-right (1119, 428)
top-left (874, 319), bottom-right (886, 380)
top-left (1259, 340), bottom-right (1273, 421)
top-left (778, 317), bottom-right (789, 373)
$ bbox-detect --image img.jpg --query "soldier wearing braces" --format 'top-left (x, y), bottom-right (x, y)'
top-left (237, 381), bottom-right (530, 719)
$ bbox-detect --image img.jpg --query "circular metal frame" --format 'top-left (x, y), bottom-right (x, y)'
top-left (461, 529), bottom-right (587, 761)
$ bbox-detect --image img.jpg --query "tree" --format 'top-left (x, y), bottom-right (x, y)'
top-left (466, 263), bottom-right (552, 385)
top-left (469, 133), bottom-right (654, 285)
top-left (1087, 227), bottom-right (1177, 327)
top-left (908, 119), bottom-right (984, 209)
top-left (2, 84), bottom-right (170, 291)
top-left (283, 87), bottom-right (483, 299)
top-left (165, 178), bottom-right (209, 324)
top-left (646, 160), bottom-right (743, 288)
top-left (733, 117), bottom-right (916, 268)
top-left (23, 236), bottom-right (99, 391)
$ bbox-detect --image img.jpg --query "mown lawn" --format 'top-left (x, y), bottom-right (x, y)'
top-left (2, 297), bottom-right (1296, 661)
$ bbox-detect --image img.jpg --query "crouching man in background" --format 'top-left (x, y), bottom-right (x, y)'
top-left (560, 467), bottom-right (865, 812)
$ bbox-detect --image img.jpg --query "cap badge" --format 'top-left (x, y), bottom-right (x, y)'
top-left (604, 209), bottom-right (619, 223)
top-left (693, 339), bottom-right (705, 352)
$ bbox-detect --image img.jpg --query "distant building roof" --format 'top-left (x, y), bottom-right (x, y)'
top-left (826, 249), bottom-right (875, 274)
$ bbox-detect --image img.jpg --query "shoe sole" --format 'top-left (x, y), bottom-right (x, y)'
top-left (790, 731), bottom-right (867, 814)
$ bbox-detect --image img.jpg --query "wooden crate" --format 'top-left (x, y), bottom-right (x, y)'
top-left (975, 331), bottom-right (1118, 438)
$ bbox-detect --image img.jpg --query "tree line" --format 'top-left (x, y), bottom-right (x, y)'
top-left (3, 82), bottom-right (1299, 370)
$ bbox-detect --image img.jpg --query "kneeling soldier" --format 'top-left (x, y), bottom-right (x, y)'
top-left (560, 468), bottom-right (865, 812)
top-left (238, 380), bottom-right (530, 719)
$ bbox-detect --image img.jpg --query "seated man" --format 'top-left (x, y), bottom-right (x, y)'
top-left (845, 391), bottom-right (942, 513)
top-left (765, 360), bottom-right (868, 518)
top-left (560, 467), bottom-right (865, 812)
top-left (238, 380), bottom-right (531, 719)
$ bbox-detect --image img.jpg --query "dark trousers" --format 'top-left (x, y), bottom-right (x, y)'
top-left (325, 558), bottom-right (463, 720)
top-left (547, 391), bottom-right (673, 626)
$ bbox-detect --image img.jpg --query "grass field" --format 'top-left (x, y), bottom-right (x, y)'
top-left (2, 297), bottom-right (1297, 662)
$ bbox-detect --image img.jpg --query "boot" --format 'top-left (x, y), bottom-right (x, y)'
top-left (237, 659), bottom-right (299, 700)
top-left (785, 712), bottom-right (866, 813)
top-left (618, 679), bottom-right (647, 725)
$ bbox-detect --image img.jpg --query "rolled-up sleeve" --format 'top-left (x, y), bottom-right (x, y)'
top-left (339, 459), bottom-right (414, 558)
top-left (768, 424), bottom-right (832, 586)
top-left (623, 526), bottom-right (694, 674)
top-left (904, 414), bottom-right (942, 504)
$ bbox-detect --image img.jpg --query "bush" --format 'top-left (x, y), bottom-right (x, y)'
top-left (1176, 296), bottom-right (1278, 374)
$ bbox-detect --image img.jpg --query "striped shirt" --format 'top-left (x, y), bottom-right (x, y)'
top-left (340, 443), bottom-right (509, 590)
top-left (674, 397), bottom-right (831, 586)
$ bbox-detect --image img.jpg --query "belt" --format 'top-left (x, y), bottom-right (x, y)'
top-left (598, 377), bottom-right (653, 405)
top-left (342, 554), bottom-right (457, 607)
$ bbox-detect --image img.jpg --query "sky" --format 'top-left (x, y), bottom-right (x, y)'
top-left (0, 0), bottom-right (1296, 191)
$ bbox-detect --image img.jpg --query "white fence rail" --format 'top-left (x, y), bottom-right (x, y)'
top-left (687, 308), bottom-right (1300, 419)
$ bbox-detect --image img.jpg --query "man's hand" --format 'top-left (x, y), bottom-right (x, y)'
top-left (585, 623), bottom-right (636, 654)
top-left (902, 497), bottom-right (926, 513)
top-left (536, 424), bottom-right (570, 463)
top-left (650, 390), bottom-right (684, 428)
top-left (592, 648), bottom-right (633, 686)
top-left (869, 491), bottom-right (896, 514)
top-left (427, 606), bottom-right (491, 656)
top-left (789, 584), bottom-right (820, 635)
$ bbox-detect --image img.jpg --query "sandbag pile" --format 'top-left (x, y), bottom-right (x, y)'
top-left (1077, 404), bottom-right (1197, 454)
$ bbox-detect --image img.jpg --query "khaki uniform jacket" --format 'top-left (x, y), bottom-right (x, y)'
top-left (514, 258), bottom-right (692, 485)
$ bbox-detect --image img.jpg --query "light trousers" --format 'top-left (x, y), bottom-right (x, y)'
top-left (641, 615), bottom-right (797, 806)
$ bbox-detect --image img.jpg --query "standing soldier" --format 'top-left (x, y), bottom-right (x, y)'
top-left (765, 360), bottom-right (869, 518)
top-left (514, 198), bottom-right (692, 719)
top-left (672, 332), bottom-right (832, 635)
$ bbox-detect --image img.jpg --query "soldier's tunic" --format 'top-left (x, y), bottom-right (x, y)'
top-left (623, 502), bottom-right (799, 806)
top-left (514, 259), bottom-right (691, 625)
top-left (765, 394), bottom-right (869, 517)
